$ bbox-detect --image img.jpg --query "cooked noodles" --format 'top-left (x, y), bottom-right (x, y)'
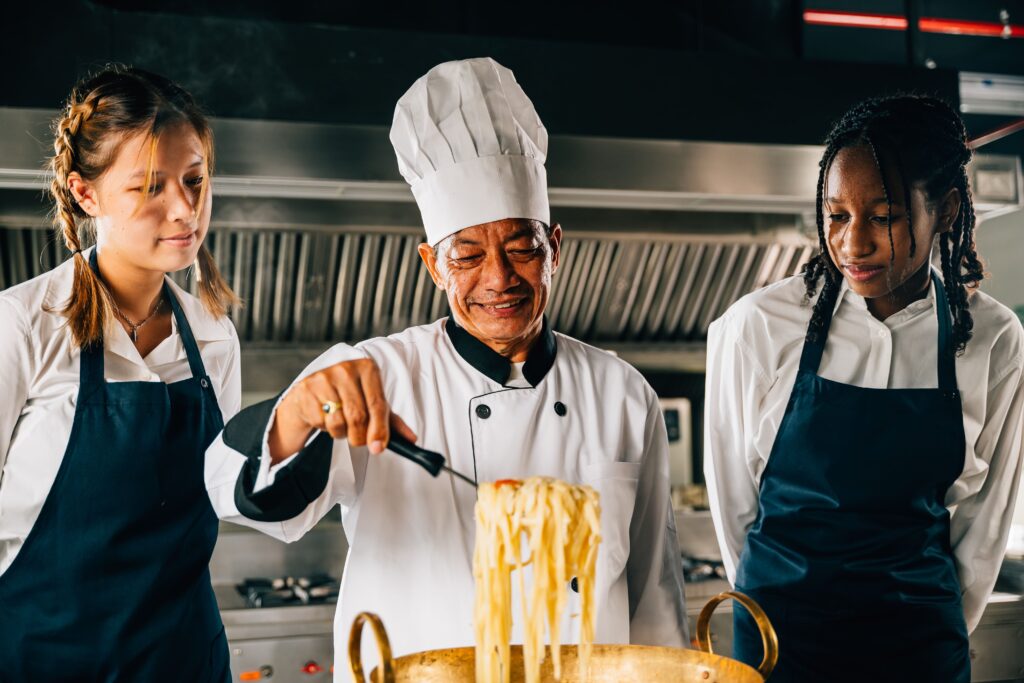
top-left (473, 477), bottom-right (601, 683)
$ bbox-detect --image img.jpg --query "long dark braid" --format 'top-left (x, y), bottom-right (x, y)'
top-left (802, 144), bottom-right (842, 346)
top-left (802, 95), bottom-right (983, 353)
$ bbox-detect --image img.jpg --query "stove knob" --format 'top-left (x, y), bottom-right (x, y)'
top-left (301, 661), bottom-right (323, 675)
top-left (260, 665), bottom-right (274, 678)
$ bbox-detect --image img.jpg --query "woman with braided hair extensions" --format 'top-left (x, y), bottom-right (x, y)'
top-left (0, 65), bottom-right (240, 681)
top-left (704, 95), bottom-right (1024, 682)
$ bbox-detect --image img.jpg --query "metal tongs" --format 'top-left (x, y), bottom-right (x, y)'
top-left (387, 435), bottom-right (478, 488)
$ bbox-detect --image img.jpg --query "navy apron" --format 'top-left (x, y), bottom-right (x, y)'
top-left (0, 253), bottom-right (230, 683)
top-left (733, 272), bottom-right (970, 682)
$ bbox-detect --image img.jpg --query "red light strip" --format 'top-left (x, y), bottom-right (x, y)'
top-left (803, 10), bottom-right (1024, 39)
top-left (919, 17), bottom-right (1024, 38)
top-left (803, 10), bottom-right (908, 31)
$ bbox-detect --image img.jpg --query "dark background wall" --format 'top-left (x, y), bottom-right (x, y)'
top-left (7, 0), bottom-right (1020, 155)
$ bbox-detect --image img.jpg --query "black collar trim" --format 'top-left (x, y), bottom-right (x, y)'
top-left (444, 317), bottom-right (557, 387)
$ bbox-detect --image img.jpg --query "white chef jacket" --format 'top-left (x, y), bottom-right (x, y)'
top-left (0, 251), bottom-right (242, 575)
top-left (704, 272), bottom-right (1024, 633)
top-left (206, 317), bottom-right (688, 679)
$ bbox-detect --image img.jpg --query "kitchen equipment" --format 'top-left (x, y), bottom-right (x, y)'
top-left (348, 591), bottom-right (777, 682)
top-left (676, 509), bottom-right (724, 562)
top-left (995, 557), bottom-right (1024, 594)
top-left (218, 581), bottom-right (335, 682)
top-left (212, 520), bottom-right (345, 682)
top-left (388, 435), bottom-right (478, 488)
top-left (660, 397), bottom-right (693, 487)
top-left (236, 574), bottom-right (340, 609)
top-left (682, 556), bottom-right (728, 584)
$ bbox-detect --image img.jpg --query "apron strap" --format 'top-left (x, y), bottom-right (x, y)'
top-left (78, 339), bottom-right (106, 390)
top-left (164, 282), bottom-right (209, 381)
top-left (932, 271), bottom-right (958, 393)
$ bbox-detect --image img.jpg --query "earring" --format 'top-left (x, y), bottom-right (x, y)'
top-left (194, 257), bottom-right (202, 282)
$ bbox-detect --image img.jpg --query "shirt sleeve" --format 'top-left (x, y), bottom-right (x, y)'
top-left (0, 297), bottom-right (32, 480)
top-left (217, 321), bottom-right (242, 421)
top-left (703, 315), bottom-right (772, 584)
top-left (205, 342), bottom-right (370, 542)
top-left (627, 388), bottom-right (689, 647)
top-left (949, 352), bottom-right (1024, 633)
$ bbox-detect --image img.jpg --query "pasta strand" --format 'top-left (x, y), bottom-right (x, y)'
top-left (473, 478), bottom-right (601, 683)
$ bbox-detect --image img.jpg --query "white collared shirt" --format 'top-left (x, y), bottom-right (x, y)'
top-left (0, 250), bottom-right (241, 575)
top-left (704, 271), bottom-right (1024, 632)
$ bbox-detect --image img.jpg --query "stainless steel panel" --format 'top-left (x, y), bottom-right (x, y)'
top-left (211, 527), bottom-right (346, 587)
top-left (226, 635), bottom-right (333, 683)
top-left (251, 231), bottom-right (278, 341)
top-left (556, 239), bottom-right (587, 336)
top-left (272, 232), bottom-right (298, 343)
top-left (646, 243), bottom-right (688, 340)
top-left (628, 241), bottom-right (670, 339)
top-left (696, 243), bottom-right (742, 337)
top-left (233, 231), bottom-right (255, 339)
top-left (332, 234), bottom-right (360, 340)
top-left (680, 243), bottom-right (723, 339)
top-left (351, 234), bottom-right (378, 340)
top-left (576, 241), bottom-right (618, 340)
top-left (2, 107), bottom-right (1019, 217)
top-left (663, 244), bottom-right (704, 337)
top-left (676, 510), bottom-right (722, 562)
top-left (371, 234), bottom-right (401, 338)
top-left (970, 594), bottom-right (1024, 683)
top-left (390, 236), bottom-right (420, 332)
top-left (961, 72), bottom-right (1024, 117)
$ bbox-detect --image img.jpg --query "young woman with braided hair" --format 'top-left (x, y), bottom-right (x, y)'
top-left (0, 65), bottom-right (240, 681)
top-left (704, 94), bottom-right (1024, 682)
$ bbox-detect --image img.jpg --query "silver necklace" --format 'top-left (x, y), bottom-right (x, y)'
top-left (112, 296), bottom-right (164, 343)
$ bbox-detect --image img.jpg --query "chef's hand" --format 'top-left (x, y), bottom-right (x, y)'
top-left (268, 358), bottom-right (418, 464)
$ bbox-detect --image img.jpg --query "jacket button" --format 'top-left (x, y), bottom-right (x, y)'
top-left (200, 378), bottom-right (209, 389)
top-left (475, 404), bottom-right (491, 419)
top-left (570, 577), bottom-right (579, 593)
top-left (554, 401), bottom-right (567, 416)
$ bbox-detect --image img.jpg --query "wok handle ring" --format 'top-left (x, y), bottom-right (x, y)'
top-left (696, 591), bottom-right (778, 681)
top-left (348, 611), bottom-right (396, 683)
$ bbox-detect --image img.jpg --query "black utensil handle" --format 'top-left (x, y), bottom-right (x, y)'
top-left (387, 435), bottom-right (445, 477)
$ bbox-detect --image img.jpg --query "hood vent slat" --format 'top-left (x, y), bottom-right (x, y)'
top-left (1, 225), bottom-right (814, 345)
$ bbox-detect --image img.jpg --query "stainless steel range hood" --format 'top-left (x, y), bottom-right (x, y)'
top-left (1, 106), bottom-right (1021, 381)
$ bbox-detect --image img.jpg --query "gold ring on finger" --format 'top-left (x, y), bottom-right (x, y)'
top-left (321, 400), bottom-right (343, 415)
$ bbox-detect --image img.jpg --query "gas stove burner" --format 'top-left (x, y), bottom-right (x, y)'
top-left (236, 574), bottom-right (340, 608)
top-left (681, 556), bottom-right (728, 583)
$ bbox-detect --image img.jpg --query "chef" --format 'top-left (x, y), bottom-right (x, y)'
top-left (205, 57), bottom-right (688, 676)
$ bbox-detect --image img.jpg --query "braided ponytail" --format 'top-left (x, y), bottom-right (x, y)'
top-left (50, 96), bottom-right (113, 348)
top-left (802, 145), bottom-right (842, 345)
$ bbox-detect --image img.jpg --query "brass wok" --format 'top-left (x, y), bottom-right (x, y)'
top-left (348, 591), bottom-right (778, 682)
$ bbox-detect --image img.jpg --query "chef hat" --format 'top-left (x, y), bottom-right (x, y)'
top-left (390, 57), bottom-right (550, 246)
